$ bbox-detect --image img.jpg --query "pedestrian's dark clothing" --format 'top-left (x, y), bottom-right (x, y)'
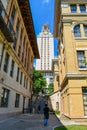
top-left (43, 104), bottom-right (49, 126)
top-left (37, 105), bottom-right (41, 113)
top-left (43, 106), bottom-right (49, 119)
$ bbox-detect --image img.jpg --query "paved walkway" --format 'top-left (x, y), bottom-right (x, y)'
top-left (0, 114), bottom-right (86, 130)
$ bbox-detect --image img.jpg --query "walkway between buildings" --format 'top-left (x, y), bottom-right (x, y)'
top-left (0, 113), bottom-right (86, 130)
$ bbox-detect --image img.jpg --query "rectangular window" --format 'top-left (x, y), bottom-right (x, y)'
top-left (84, 25), bottom-right (87, 37)
top-left (16, 19), bottom-right (20, 38)
top-left (10, 60), bottom-right (14, 77)
top-left (13, 37), bottom-right (17, 50)
top-left (18, 45), bottom-right (21, 57)
top-left (20, 29), bottom-right (23, 45)
top-left (26, 78), bottom-right (28, 89)
top-left (82, 87), bottom-right (87, 116)
top-left (80, 5), bottom-right (86, 13)
top-left (74, 25), bottom-right (81, 37)
top-left (24, 76), bottom-right (26, 87)
top-left (10, 6), bottom-right (16, 24)
top-left (70, 5), bottom-right (77, 13)
top-left (1, 88), bottom-right (9, 107)
top-left (3, 53), bottom-right (9, 73)
top-left (13, 19), bottom-right (20, 50)
top-left (15, 93), bottom-right (20, 107)
top-left (16, 67), bottom-right (20, 82)
top-left (20, 71), bottom-right (23, 84)
top-left (77, 51), bottom-right (87, 68)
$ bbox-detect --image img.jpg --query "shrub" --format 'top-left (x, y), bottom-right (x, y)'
top-left (54, 109), bottom-right (60, 115)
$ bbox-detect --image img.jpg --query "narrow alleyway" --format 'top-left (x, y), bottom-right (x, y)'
top-left (0, 114), bottom-right (63, 130)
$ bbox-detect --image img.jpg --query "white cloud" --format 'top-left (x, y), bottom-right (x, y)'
top-left (43, 0), bottom-right (50, 4)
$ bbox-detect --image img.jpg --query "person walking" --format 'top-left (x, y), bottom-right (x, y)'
top-left (37, 105), bottom-right (41, 113)
top-left (43, 103), bottom-right (49, 126)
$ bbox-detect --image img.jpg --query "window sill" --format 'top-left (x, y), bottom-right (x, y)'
top-left (78, 68), bottom-right (87, 70)
top-left (75, 37), bottom-right (87, 40)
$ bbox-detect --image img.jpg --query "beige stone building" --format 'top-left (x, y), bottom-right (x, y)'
top-left (54, 0), bottom-right (87, 119)
top-left (49, 58), bottom-right (60, 111)
top-left (0, 0), bottom-right (39, 116)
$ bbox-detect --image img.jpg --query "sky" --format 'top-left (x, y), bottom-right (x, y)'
top-left (30, 0), bottom-right (58, 64)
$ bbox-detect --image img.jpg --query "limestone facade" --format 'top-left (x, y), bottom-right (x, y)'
top-left (0, 0), bottom-right (39, 115)
top-left (54, 0), bottom-right (87, 118)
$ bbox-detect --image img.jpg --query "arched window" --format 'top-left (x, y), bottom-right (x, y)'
top-left (74, 25), bottom-right (81, 37)
top-left (84, 25), bottom-right (87, 37)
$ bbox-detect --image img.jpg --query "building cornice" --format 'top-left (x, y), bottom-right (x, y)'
top-left (61, 0), bottom-right (87, 4)
top-left (62, 19), bottom-right (72, 23)
top-left (61, 73), bottom-right (87, 89)
top-left (62, 13), bottom-right (87, 17)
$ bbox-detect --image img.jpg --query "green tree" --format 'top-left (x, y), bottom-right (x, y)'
top-left (47, 83), bottom-right (54, 94)
top-left (32, 69), bottom-right (47, 96)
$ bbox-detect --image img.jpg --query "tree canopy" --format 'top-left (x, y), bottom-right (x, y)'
top-left (47, 83), bottom-right (54, 94)
top-left (32, 69), bottom-right (47, 96)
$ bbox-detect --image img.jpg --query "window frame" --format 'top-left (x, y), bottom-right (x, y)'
top-left (70, 4), bottom-right (77, 13)
top-left (84, 25), bottom-right (87, 37)
top-left (1, 88), bottom-right (10, 107)
top-left (10, 60), bottom-right (15, 77)
top-left (77, 51), bottom-right (87, 69)
top-left (15, 93), bottom-right (20, 108)
top-left (3, 52), bottom-right (9, 73)
top-left (74, 25), bottom-right (81, 38)
top-left (79, 4), bottom-right (86, 13)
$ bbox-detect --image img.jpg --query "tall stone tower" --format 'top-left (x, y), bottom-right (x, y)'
top-left (36, 24), bottom-right (54, 86)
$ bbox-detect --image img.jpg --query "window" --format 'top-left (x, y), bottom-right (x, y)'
top-left (26, 78), bottom-right (28, 89)
top-left (70, 5), bottom-right (77, 13)
top-left (84, 25), bottom-right (87, 37)
top-left (10, 6), bottom-right (16, 24)
top-left (20, 29), bottom-right (23, 45)
top-left (24, 76), bottom-right (26, 87)
top-left (74, 25), bottom-right (81, 37)
top-left (80, 5), bottom-right (86, 13)
top-left (10, 60), bottom-right (14, 77)
top-left (16, 19), bottom-right (20, 38)
top-left (77, 51), bottom-right (87, 68)
top-left (16, 67), bottom-right (20, 82)
top-left (20, 71), bottom-right (23, 84)
top-left (15, 93), bottom-right (20, 107)
top-left (18, 45), bottom-right (21, 57)
top-left (1, 88), bottom-right (9, 107)
top-left (82, 87), bottom-right (87, 116)
top-left (3, 53), bottom-right (9, 73)
top-left (22, 36), bottom-right (26, 62)
top-left (13, 37), bottom-right (17, 50)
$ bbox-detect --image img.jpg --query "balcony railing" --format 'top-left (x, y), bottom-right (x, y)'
top-left (78, 58), bottom-right (87, 68)
top-left (0, 0), bottom-right (14, 42)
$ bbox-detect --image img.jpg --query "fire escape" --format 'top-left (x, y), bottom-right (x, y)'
top-left (0, 0), bottom-right (14, 42)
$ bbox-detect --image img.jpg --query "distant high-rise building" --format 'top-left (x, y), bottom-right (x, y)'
top-left (36, 24), bottom-right (54, 86)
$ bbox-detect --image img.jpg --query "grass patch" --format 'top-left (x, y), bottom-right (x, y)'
top-left (54, 125), bottom-right (87, 130)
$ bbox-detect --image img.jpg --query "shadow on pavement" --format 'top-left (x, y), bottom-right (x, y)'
top-left (52, 114), bottom-right (69, 130)
top-left (0, 113), bottom-right (75, 130)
